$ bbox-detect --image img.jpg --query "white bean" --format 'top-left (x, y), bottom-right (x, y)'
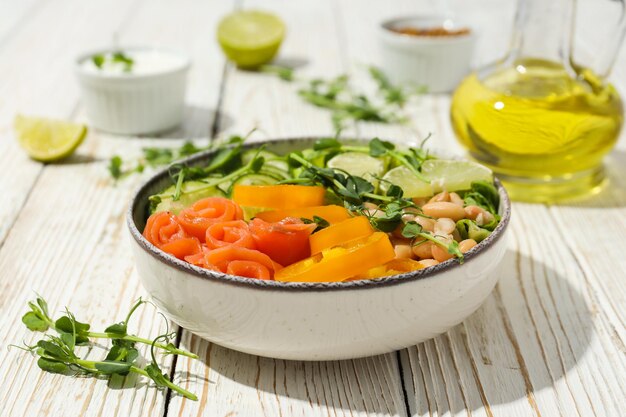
top-left (449, 192), bottom-right (464, 206)
top-left (435, 218), bottom-right (456, 235)
top-left (459, 239), bottom-right (477, 253)
top-left (428, 191), bottom-right (450, 203)
top-left (422, 202), bottom-right (466, 221)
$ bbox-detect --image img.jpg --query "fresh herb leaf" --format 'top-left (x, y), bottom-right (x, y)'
top-left (37, 357), bottom-right (69, 374)
top-left (16, 296), bottom-right (200, 400)
top-left (22, 311), bottom-right (49, 332)
top-left (369, 138), bottom-right (394, 157)
top-left (401, 221), bottom-right (423, 238)
top-left (94, 360), bottom-right (132, 375)
top-left (104, 323), bottom-right (127, 335)
top-left (301, 215), bottom-right (330, 232)
top-left (108, 156), bottom-right (123, 180)
top-left (55, 315), bottom-right (90, 335)
top-left (313, 138), bottom-right (342, 151)
top-left (92, 54), bottom-right (105, 68)
top-left (112, 51), bottom-right (134, 72)
top-left (260, 64), bottom-right (295, 81)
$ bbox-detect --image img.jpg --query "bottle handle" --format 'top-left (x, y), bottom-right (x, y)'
top-left (591, 0), bottom-right (626, 78)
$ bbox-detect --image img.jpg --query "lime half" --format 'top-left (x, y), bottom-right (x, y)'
top-left (14, 115), bottom-right (87, 162)
top-left (381, 160), bottom-right (493, 197)
top-left (327, 152), bottom-right (385, 182)
top-left (217, 10), bottom-right (285, 69)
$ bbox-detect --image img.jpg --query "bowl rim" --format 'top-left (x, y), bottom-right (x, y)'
top-left (127, 136), bottom-right (511, 292)
top-left (379, 15), bottom-right (476, 45)
top-left (75, 45), bottom-right (191, 81)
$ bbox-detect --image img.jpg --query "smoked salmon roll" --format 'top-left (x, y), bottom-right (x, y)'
top-left (177, 197), bottom-right (244, 240)
top-left (143, 211), bottom-right (202, 260)
top-left (205, 220), bottom-right (256, 250)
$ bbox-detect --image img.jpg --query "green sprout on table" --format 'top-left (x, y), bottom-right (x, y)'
top-left (261, 65), bottom-right (425, 129)
top-left (12, 296), bottom-right (198, 401)
top-left (92, 51), bottom-right (134, 72)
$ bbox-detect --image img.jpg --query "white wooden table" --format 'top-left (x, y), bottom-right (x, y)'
top-left (1, 1), bottom-right (625, 416)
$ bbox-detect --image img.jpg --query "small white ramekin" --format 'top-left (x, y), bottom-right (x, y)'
top-left (378, 16), bottom-right (476, 93)
top-left (75, 47), bottom-right (190, 135)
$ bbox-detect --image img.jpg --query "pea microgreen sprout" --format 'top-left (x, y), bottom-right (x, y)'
top-left (108, 132), bottom-right (253, 181)
top-left (12, 296), bottom-right (199, 400)
top-left (401, 221), bottom-right (464, 262)
top-left (166, 144), bottom-right (268, 202)
top-left (263, 65), bottom-right (422, 129)
top-left (91, 51), bottom-right (134, 72)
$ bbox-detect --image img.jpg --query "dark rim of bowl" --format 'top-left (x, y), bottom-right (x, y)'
top-left (127, 137), bottom-right (511, 292)
top-left (380, 16), bottom-right (473, 37)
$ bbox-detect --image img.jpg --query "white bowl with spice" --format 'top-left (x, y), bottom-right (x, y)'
top-left (378, 16), bottom-right (476, 93)
top-left (75, 47), bottom-right (190, 135)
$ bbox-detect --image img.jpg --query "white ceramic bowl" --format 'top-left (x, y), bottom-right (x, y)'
top-left (378, 16), bottom-right (476, 93)
top-left (127, 138), bottom-right (510, 360)
top-left (75, 47), bottom-right (190, 135)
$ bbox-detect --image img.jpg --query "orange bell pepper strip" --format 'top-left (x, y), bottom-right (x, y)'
top-left (309, 216), bottom-right (374, 254)
top-left (232, 185), bottom-right (326, 209)
top-left (274, 232), bottom-right (395, 282)
top-left (255, 205), bottom-right (350, 224)
top-left (348, 258), bottom-right (425, 281)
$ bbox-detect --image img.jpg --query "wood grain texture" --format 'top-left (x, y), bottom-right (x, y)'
top-left (0, 0), bottom-right (229, 416)
top-left (166, 1), bottom-right (408, 416)
top-left (0, 0), bottom-right (625, 416)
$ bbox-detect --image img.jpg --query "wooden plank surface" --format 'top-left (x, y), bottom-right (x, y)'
top-left (0, 0), bottom-right (625, 417)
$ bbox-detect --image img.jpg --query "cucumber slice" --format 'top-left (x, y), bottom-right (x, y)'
top-left (242, 149), bottom-right (281, 164)
top-left (265, 158), bottom-right (289, 172)
top-left (149, 181), bottom-right (225, 214)
top-left (232, 173), bottom-right (281, 186)
top-left (242, 149), bottom-right (289, 176)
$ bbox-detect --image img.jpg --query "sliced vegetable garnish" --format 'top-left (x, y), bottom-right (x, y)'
top-left (255, 205), bottom-right (350, 224)
top-left (249, 218), bottom-right (316, 266)
top-left (274, 232), bottom-right (395, 283)
top-left (350, 258), bottom-right (425, 280)
top-left (139, 136), bottom-right (502, 282)
top-left (309, 216), bottom-right (374, 255)
top-left (232, 184), bottom-right (326, 209)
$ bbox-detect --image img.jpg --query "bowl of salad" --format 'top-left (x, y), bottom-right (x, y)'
top-left (127, 137), bottom-right (510, 360)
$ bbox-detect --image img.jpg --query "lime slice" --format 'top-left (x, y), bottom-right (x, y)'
top-left (217, 10), bottom-right (285, 69)
top-left (327, 152), bottom-right (385, 182)
top-left (14, 115), bottom-right (87, 162)
top-left (381, 160), bottom-right (493, 197)
top-left (381, 166), bottom-right (432, 197)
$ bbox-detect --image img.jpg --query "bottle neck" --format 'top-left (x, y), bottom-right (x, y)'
top-left (508, 0), bottom-right (575, 68)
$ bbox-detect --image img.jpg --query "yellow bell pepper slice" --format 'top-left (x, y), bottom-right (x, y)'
top-left (232, 185), bottom-right (326, 209)
top-left (309, 215), bottom-right (374, 254)
top-left (255, 205), bottom-right (350, 224)
top-left (274, 232), bottom-right (395, 282)
top-left (349, 258), bottom-right (425, 280)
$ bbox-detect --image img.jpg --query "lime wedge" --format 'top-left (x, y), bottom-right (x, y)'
top-left (14, 115), bottom-right (87, 162)
top-left (217, 10), bottom-right (285, 69)
top-left (327, 152), bottom-right (385, 182)
top-left (381, 160), bottom-right (493, 197)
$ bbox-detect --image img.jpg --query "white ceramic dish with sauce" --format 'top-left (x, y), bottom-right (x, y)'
top-left (378, 16), bottom-right (476, 93)
top-left (75, 47), bottom-right (190, 135)
top-left (127, 138), bottom-right (510, 361)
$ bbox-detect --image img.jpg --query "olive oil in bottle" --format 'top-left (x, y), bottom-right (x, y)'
top-left (450, 58), bottom-right (623, 202)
